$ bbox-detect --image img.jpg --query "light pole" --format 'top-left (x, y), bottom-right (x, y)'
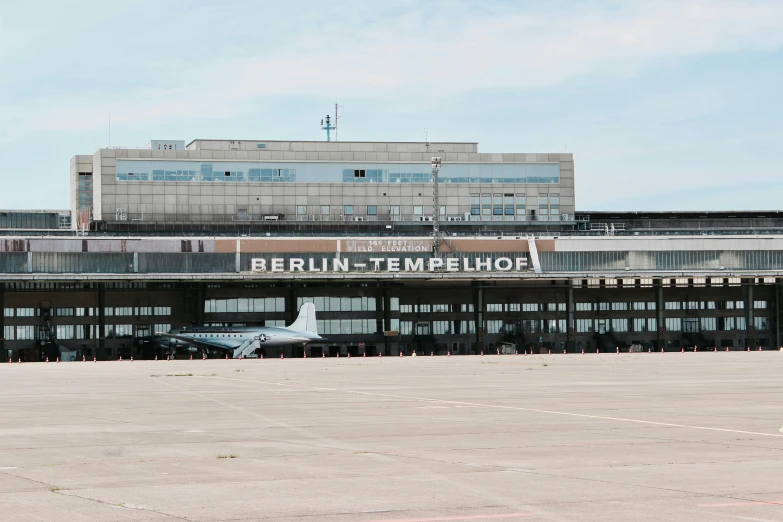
top-left (431, 157), bottom-right (442, 256)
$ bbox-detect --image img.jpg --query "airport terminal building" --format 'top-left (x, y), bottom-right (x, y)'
top-left (1, 138), bottom-right (782, 360)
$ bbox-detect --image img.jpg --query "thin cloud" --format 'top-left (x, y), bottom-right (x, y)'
top-left (2, 0), bottom-right (783, 138)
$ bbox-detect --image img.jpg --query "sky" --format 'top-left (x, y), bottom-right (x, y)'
top-left (0, 0), bottom-right (782, 211)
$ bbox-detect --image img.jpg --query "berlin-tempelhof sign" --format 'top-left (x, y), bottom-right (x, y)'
top-left (250, 257), bottom-right (529, 273)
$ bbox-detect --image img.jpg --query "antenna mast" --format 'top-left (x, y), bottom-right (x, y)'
top-left (334, 103), bottom-right (343, 141)
top-left (320, 115), bottom-right (335, 142)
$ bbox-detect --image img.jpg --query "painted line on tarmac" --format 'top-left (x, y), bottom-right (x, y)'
top-left (211, 376), bottom-right (783, 439)
top-left (363, 514), bottom-right (531, 522)
top-left (700, 501), bottom-right (783, 507)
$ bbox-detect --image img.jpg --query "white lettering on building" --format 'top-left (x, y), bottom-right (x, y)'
top-left (250, 256), bottom-right (529, 273)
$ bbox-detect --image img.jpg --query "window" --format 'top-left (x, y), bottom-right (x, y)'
top-left (3, 325), bottom-right (14, 340)
top-left (611, 318), bottom-right (628, 332)
top-left (722, 317), bottom-right (736, 331)
top-left (55, 308), bottom-right (74, 317)
top-left (522, 303), bottom-right (538, 312)
top-left (296, 205), bottom-right (307, 215)
top-left (575, 303), bottom-right (592, 312)
top-left (3, 308), bottom-right (14, 317)
top-left (16, 308), bottom-right (34, 317)
top-left (459, 320), bottom-right (476, 334)
top-left (399, 321), bottom-right (413, 335)
top-left (354, 169), bottom-right (366, 178)
top-left (598, 302), bottom-right (610, 311)
top-left (701, 317), bottom-right (717, 331)
top-left (432, 321), bottom-right (450, 335)
top-left (400, 304), bottom-right (414, 313)
top-left (413, 206), bottom-right (423, 215)
top-left (485, 320), bottom-right (503, 334)
top-left (632, 302), bottom-right (646, 311)
top-left (754, 301), bottom-right (768, 309)
top-left (633, 318), bottom-right (656, 333)
top-left (665, 302), bottom-right (681, 310)
top-left (115, 307), bottom-right (133, 316)
top-left (611, 302), bottom-right (628, 311)
top-left (487, 304), bottom-right (503, 312)
top-left (754, 317), bottom-right (769, 330)
top-left (56, 325), bottom-right (74, 340)
top-left (432, 304), bottom-right (449, 313)
top-left (367, 205), bottom-right (377, 215)
top-left (460, 304), bottom-right (474, 312)
top-left (104, 307), bottom-right (114, 316)
top-left (508, 303), bottom-right (520, 312)
top-left (419, 304), bottom-right (431, 313)
top-left (576, 319), bottom-right (594, 333)
top-left (76, 325), bottom-right (94, 339)
top-left (390, 297), bottom-right (400, 311)
top-left (344, 205), bottom-right (354, 215)
top-left (665, 318), bottom-right (682, 332)
top-left (153, 307), bottom-right (171, 316)
top-left (391, 206), bottom-right (400, 215)
top-left (116, 324), bottom-right (134, 337)
top-left (150, 324), bottom-right (169, 334)
top-left (521, 319), bottom-right (538, 333)
top-left (320, 205), bottom-right (330, 216)
top-left (735, 301), bottom-right (745, 309)
top-left (136, 307), bottom-right (152, 316)
top-left (16, 326), bottom-right (35, 340)
top-left (736, 316), bottom-right (746, 330)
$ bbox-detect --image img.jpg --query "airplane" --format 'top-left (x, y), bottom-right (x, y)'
top-left (155, 302), bottom-right (323, 358)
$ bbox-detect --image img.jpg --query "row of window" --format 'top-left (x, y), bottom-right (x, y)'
top-left (204, 298), bottom-right (285, 314)
top-left (116, 160), bottom-right (561, 185)
top-left (398, 321), bottom-right (476, 336)
top-left (399, 304), bottom-right (475, 313)
top-left (469, 193), bottom-right (559, 217)
top-left (297, 297), bottom-right (377, 312)
top-left (3, 307), bottom-right (171, 318)
top-left (317, 319), bottom-right (378, 335)
top-left (3, 324), bottom-right (172, 341)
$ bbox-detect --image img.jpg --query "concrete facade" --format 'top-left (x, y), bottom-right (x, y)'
top-left (72, 140), bottom-right (575, 227)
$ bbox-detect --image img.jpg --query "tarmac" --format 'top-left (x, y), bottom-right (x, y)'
top-left (0, 352), bottom-right (782, 522)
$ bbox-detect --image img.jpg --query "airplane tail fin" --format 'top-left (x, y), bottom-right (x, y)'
top-left (287, 303), bottom-right (318, 334)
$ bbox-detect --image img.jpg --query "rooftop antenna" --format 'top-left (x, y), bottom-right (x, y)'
top-left (320, 114), bottom-right (335, 142)
top-left (334, 102), bottom-right (343, 141)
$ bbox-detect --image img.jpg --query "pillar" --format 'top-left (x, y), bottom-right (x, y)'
top-left (655, 279), bottom-right (664, 351)
top-left (776, 280), bottom-right (781, 350)
top-left (285, 285), bottom-right (296, 326)
top-left (0, 283), bottom-right (5, 361)
top-left (566, 283), bottom-right (575, 353)
top-left (473, 283), bottom-right (484, 355)
top-left (746, 278), bottom-right (756, 349)
top-left (194, 283), bottom-right (205, 325)
top-left (97, 283), bottom-right (106, 360)
top-left (383, 285), bottom-right (391, 356)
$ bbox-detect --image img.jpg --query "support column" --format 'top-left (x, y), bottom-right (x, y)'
top-left (383, 286), bottom-right (391, 356)
top-left (0, 283), bottom-right (5, 361)
top-left (566, 283), bottom-right (575, 353)
top-left (285, 286), bottom-right (296, 325)
top-left (746, 279), bottom-right (756, 350)
top-left (97, 283), bottom-right (106, 361)
top-left (473, 284), bottom-right (484, 355)
top-left (194, 283), bottom-right (205, 326)
top-left (776, 280), bottom-right (781, 350)
top-left (655, 279), bottom-right (664, 351)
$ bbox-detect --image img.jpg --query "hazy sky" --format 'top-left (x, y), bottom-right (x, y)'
top-left (1, 0), bottom-right (782, 211)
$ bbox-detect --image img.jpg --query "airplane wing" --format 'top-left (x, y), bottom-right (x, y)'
top-left (155, 332), bottom-right (237, 351)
